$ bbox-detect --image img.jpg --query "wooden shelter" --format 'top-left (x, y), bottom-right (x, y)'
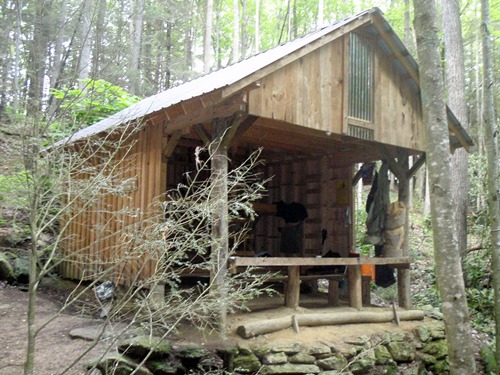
top-left (59, 8), bottom-right (472, 312)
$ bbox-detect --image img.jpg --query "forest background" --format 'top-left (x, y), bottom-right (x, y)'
top-left (0, 0), bottom-right (499, 373)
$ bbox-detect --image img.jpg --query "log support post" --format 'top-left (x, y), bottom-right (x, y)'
top-left (285, 266), bottom-right (300, 308)
top-left (210, 118), bottom-right (230, 333)
top-left (209, 113), bottom-right (246, 333)
top-left (348, 265), bottom-right (363, 310)
top-left (388, 149), bottom-right (412, 309)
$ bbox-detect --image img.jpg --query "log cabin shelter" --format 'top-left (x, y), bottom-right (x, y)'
top-left (59, 7), bottom-right (472, 311)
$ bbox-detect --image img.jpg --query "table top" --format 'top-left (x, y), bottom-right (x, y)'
top-left (230, 256), bottom-right (412, 267)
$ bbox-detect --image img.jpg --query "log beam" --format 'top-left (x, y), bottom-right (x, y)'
top-left (236, 310), bottom-right (425, 339)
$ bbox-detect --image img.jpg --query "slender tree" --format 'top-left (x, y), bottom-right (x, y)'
top-left (203, 0), bottom-right (214, 73)
top-left (413, 0), bottom-right (476, 373)
top-left (442, 0), bottom-right (469, 259)
top-left (481, 0), bottom-right (500, 367)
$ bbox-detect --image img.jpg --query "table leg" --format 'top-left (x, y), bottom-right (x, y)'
top-left (348, 265), bottom-right (362, 310)
top-left (286, 266), bottom-right (300, 308)
top-left (327, 279), bottom-right (340, 306)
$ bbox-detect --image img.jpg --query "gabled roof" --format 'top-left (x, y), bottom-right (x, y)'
top-left (58, 7), bottom-right (472, 150)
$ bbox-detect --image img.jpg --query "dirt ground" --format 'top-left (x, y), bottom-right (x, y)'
top-left (0, 278), bottom-right (425, 375)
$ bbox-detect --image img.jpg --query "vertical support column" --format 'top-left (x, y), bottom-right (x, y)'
top-left (348, 264), bottom-right (362, 310)
top-left (210, 118), bottom-right (230, 333)
top-left (286, 265), bottom-right (301, 308)
top-left (397, 150), bottom-right (412, 309)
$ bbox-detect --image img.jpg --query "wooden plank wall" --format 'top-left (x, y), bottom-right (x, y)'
top-left (248, 37), bottom-right (345, 135)
top-left (253, 156), bottom-right (352, 257)
top-left (248, 32), bottom-right (424, 152)
top-left (373, 47), bottom-right (424, 150)
top-left (60, 122), bottom-right (163, 286)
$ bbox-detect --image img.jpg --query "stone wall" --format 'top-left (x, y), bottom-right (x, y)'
top-left (231, 320), bottom-right (448, 374)
top-left (88, 320), bottom-right (449, 374)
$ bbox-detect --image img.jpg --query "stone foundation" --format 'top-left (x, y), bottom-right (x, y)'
top-left (88, 321), bottom-right (449, 374)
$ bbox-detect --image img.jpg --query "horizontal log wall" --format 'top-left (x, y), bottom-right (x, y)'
top-left (254, 156), bottom-right (352, 257)
top-left (60, 123), bottom-right (163, 286)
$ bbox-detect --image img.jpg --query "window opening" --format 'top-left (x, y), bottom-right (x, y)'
top-left (348, 33), bottom-right (373, 122)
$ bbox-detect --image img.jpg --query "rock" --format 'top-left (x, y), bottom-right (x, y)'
top-left (429, 326), bottom-right (446, 340)
top-left (271, 343), bottom-right (301, 354)
top-left (413, 325), bottom-right (431, 343)
top-left (387, 342), bottom-right (415, 363)
top-left (259, 363), bottom-right (321, 374)
top-left (330, 342), bottom-right (357, 359)
top-left (316, 354), bottom-right (348, 371)
top-left (69, 323), bottom-right (140, 341)
top-left (289, 352), bottom-right (316, 364)
top-left (238, 343), bottom-right (254, 356)
top-left (0, 252), bottom-right (14, 281)
top-left (431, 359), bottom-right (449, 373)
top-left (421, 340), bottom-right (447, 359)
top-left (253, 346), bottom-right (271, 358)
top-left (345, 336), bottom-right (370, 346)
top-left (87, 354), bottom-right (153, 375)
top-left (374, 345), bottom-right (392, 365)
top-left (234, 352), bottom-right (261, 373)
top-left (307, 343), bottom-right (332, 357)
top-left (418, 353), bottom-right (437, 366)
top-left (349, 349), bottom-right (376, 374)
top-left (146, 359), bottom-right (180, 375)
top-left (14, 256), bottom-right (30, 283)
top-left (177, 345), bottom-right (210, 370)
top-left (390, 332), bottom-right (405, 342)
top-left (262, 352), bottom-right (287, 365)
top-left (118, 335), bottom-right (171, 360)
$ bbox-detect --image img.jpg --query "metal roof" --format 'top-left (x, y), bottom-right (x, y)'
top-left (56, 8), bottom-right (377, 145)
top-left (57, 7), bottom-right (473, 150)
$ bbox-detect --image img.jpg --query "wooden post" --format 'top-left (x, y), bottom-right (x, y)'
top-left (286, 266), bottom-right (301, 308)
top-left (210, 118), bottom-right (230, 333)
top-left (348, 265), bottom-right (362, 310)
top-left (327, 279), bottom-right (340, 306)
top-left (395, 149), bottom-right (412, 309)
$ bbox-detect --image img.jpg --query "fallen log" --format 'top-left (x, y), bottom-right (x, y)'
top-left (236, 310), bottom-right (424, 339)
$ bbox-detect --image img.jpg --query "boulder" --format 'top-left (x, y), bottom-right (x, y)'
top-left (0, 252), bottom-right (14, 281)
top-left (288, 352), bottom-right (316, 364)
top-left (262, 352), bottom-right (287, 365)
top-left (316, 354), bottom-right (348, 371)
top-left (307, 343), bottom-right (332, 357)
top-left (374, 345), bottom-right (392, 365)
top-left (234, 352), bottom-right (261, 374)
top-left (87, 354), bottom-right (153, 375)
top-left (118, 335), bottom-right (171, 361)
top-left (421, 340), bottom-right (447, 360)
top-left (271, 343), bottom-right (301, 354)
top-left (387, 342), bottom-right (415, 363)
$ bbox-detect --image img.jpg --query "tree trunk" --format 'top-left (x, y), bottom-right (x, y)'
top-left (129, 0), bottom-right (144, 95)
top-left (413, 0), bottom-right (476, 373)
top-left (203, 0), bottom-right (214, 73)
top-left (481, 0), bottom-right (500, 367)
top-left (76, 0), bottom-right (94, 87)
top-left (255, 0), bottom-right (260, 53)
top-left (232, 0), bottom-right (239, 63)
top-left (443, 0), bottom-right (469, 259)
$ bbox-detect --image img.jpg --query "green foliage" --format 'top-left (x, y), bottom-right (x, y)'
top-left (0, 172), bottom-right (29, 208)
top-left (51, 79), bottom-right (141, 136)
top-left (481, 344), bottom-right (497, 375)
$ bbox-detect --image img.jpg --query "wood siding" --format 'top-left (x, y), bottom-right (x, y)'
top-left (248, 33), bottom-right (424, 152)
top-left (60, 123), bottom-right (163, 286)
